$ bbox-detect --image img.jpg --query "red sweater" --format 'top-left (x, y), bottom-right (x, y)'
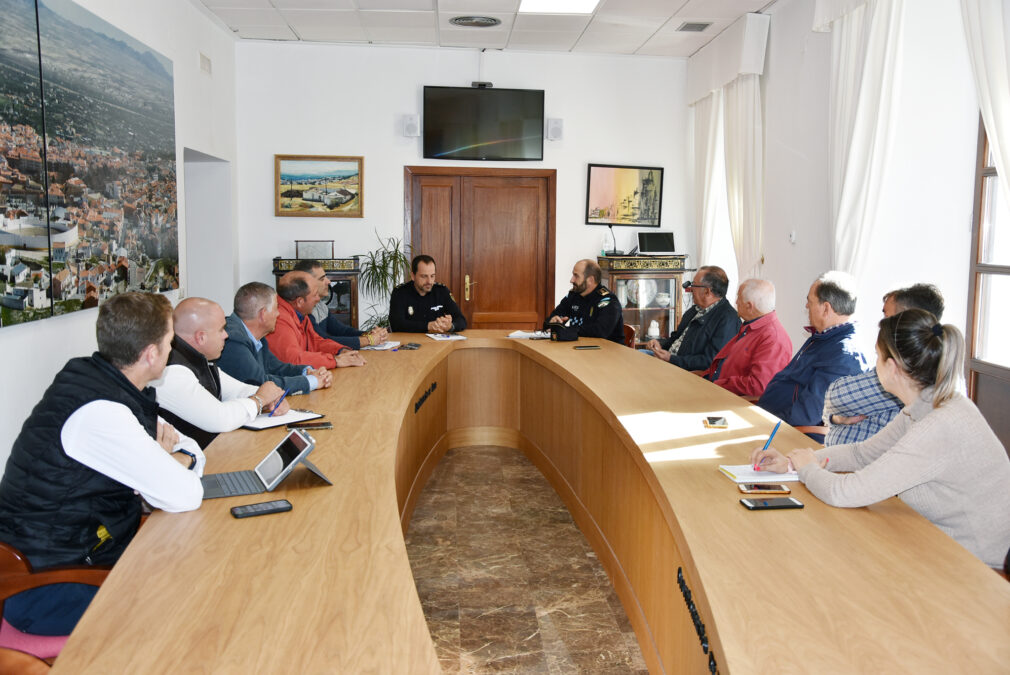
top-left (699, 311), bottom-right (793, 398)
top-left (266, 298), bottom-right (344, 369)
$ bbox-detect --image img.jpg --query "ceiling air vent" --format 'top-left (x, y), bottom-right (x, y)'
top-left (450, 16), bottom-right (502, 28)
top-left (677, 22), bottom-right (712, 32)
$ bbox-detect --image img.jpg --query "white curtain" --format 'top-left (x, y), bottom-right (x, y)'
top-left (723, 73), bottom-right (764, 280)
top-left (961, 0), bottom-right (1010, 201)
top-left (693, 91), bottom-right (723, 267)
top-left (827, 0), bottom-right (905, 279)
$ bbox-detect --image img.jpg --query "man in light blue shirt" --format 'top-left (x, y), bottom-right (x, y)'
top-left (217, 282), bottom-right (333, 393)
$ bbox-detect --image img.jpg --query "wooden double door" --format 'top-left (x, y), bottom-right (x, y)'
top-left (405, 167), bottom-right (556, 330)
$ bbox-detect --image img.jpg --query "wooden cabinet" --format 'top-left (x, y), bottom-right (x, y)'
top-left (598, 255), bottom-right (689, 342)
top-left (272, 257), bottom-right (360, 329)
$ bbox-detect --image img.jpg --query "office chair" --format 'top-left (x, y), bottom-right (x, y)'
top-left (623, 324), bottom-right (637, 349)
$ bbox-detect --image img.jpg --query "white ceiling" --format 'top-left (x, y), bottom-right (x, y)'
top-left (197, 0), bottom-right (775, 56)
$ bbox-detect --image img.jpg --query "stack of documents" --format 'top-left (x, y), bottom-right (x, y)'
top-left (426, 333), bottom-right (466, 341)
top-left (360, 341), bottom-right (399, 351)
top-left (718, 464), bottom-right (800, 483)
top-left (243, 409), bottom-right (322, 430)
top-left (507, 330), bottom-right (550, 339)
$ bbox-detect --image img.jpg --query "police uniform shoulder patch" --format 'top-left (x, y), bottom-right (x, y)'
top-left (597, 298), bottom-right (611, 308)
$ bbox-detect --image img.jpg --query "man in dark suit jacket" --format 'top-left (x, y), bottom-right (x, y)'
top-left (645, 265), bottom-right (740, 371)
top-left (217, 282), bottom-right (333, 394)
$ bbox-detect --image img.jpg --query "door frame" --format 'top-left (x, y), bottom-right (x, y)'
top-left (404, 166), bottom-right (556, 325)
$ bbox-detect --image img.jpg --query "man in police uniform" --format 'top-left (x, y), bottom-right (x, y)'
top-left (389, 254), bottom-right (467, 333)
top-left (546, 259), bottom-right (624, 344)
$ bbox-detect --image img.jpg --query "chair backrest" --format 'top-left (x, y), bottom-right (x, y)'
top-left (623, 324), bottom-right (636, 348)
top-left (0, 542), bottom-right (110, 607)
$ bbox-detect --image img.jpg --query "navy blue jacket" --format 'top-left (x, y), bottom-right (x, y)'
top-left (757, 322), bottom-right (866, 441)
top-left (659, 297), bottom-right (740, 371)
top-left (217, 313), bottom-right (312, 394)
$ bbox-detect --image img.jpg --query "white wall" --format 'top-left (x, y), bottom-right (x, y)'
top-left (0, 0), bottom-right (237, 465)
top-left (234, 44), bottom-right (691, 315)
top-left (761, 0), bottom-right (976, 356)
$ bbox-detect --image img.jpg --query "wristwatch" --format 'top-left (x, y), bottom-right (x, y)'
top-left (177, 449), bottom-right (197, 470)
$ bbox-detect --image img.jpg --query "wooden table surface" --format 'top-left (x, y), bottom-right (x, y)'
top-left (52, 332), bottom-right (1010, 674)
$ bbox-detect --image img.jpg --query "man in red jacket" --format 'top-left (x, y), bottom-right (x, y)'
top-left (698, 279), bottom-right (792, 398)
top-left (267, 271), bottom-right (366, 370)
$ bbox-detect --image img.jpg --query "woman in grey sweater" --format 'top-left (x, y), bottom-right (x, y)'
top-left (751, 309), bottom-right (1010, 568)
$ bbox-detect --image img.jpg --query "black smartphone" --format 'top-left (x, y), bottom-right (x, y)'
top-left (287, 421), bottom-right (332, 430)
top-left (740, 497), bottom-right (804, 510)
top-left (230, 499), bottom-right (292, 519)
top-left (400, 343), bottom-right (421, 350)
top-left (574, 345), bottom-right (601, 350)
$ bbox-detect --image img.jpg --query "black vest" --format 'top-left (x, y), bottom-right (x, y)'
top-left (0, 354), bottom-right (156, 569)
top-left (160, 336), bottom-right (222, 449)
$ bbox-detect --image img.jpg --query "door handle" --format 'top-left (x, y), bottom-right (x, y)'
top-left (465, 274), bottom-right (477, 301)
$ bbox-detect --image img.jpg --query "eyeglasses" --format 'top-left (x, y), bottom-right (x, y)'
top-left (683, 281), bottom-right (709, 292)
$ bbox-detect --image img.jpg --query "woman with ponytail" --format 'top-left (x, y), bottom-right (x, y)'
top-left (751, 309), bottom-right (1010, 568)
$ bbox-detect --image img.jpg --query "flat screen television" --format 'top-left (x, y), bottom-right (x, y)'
top-left (423, 86), bottom-right (544, 161)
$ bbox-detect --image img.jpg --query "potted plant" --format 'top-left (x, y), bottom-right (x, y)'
top-left (358, 232), bottom-right (411, 330)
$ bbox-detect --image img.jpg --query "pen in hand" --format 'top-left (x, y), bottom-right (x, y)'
top-left (754, 421), bottom-right (782, 470)
top-left (268, 388), bottom-right (291, 417)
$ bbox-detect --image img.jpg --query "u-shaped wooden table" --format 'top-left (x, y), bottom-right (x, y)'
top-left (54, 332), bottom-right (1010, 673)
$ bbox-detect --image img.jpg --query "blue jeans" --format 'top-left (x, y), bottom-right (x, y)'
top-left (3, 583), bottom-right (98, 635)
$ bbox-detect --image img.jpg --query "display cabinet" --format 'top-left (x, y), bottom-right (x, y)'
top-left (272, 257), bottom-right (360, 329)
top-left (598, 255), bottom-right (691, 343)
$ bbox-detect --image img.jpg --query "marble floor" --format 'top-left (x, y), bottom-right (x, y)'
top-left (404, 446), bottom-right (648, 674)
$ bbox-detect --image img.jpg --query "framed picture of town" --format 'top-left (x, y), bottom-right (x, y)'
top-left (275, 155), bottom-right (363, 218)
top-left (0, 0), bottom-right (178, 328)
top-left (585, 164), bottom-right (663, 227)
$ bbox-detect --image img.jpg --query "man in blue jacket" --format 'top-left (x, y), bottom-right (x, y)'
top-left (217, 282), bottom-right (332, 394)
top-left (646, 266), bottom-right (740, 370)
top-left (757, 271), bottom-right (866, 442)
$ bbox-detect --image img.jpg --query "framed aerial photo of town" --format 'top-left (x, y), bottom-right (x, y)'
top-left (275, 155), bottom-right (363, 218)
top-left (0, 0), bottom-right (177, 328)
top-left (585, 164), bottom-right (663, 227)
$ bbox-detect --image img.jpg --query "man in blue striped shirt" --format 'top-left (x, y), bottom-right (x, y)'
top-left (822, 284), bottom-right (945, 445)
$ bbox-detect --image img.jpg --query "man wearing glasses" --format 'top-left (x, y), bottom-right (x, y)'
top-left (644, 266), bottom-right (740, 370)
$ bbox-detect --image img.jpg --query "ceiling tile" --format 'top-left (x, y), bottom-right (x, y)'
top-left (212, 7), bottom-right (287, 27)
top-left (507, 30), bottom-right (580, 50)
top-left (636, 31), bottom-right (707, 56)
top-left (201, 0), bottom-right (273, 9)
top-left (294, 23), bottom-right (369, 41)
top-left (360, 10), bottom-right (437, 28)
top-left (675, 0), bottom-right (770, 20)
top-left (438, 0), bottom-right (520, 11)
top-left (235, 24), bottom-right (299, 39)
top-left (356, 0), bottom-right (435, 8)
top-left (279, 9), bottom-right (361, 29)
top-left (364, 27), bottom-right (438, 43)
top-left (271, 0), bottom-right (356, 8)
top-left (595, 0), bottom-right (681, 20)
top-left (572, 21), bottom-right (654, 54)
top-left (513, 13), bottom-right (590, 31)
top-left (439, 27), bottom-right (509, 48)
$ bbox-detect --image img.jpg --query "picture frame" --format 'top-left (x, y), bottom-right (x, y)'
top-left (295, 240), bottom-right (335, 260)
top-left (585, 163), bottom-right (663, 227)
top-left (275, 155), bottom-right (363, 218)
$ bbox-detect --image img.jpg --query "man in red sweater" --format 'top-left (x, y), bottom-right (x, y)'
top-left (698, 279), bottom-right (792, 398)
top-left (267, 271), bottom-right (366, 370)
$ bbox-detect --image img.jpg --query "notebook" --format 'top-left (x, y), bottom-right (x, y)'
top-left (201, 429), bottom-right (331, 499)
top-left (718, 464), bottom-right (800, 483)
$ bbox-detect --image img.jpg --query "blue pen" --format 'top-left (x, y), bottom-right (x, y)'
top-left (268, 387), bottom-right (291, 417)
top-left (754, 421), bottom-right (782, 469)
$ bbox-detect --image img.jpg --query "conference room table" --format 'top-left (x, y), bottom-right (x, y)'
top-left (53, 331), bottom-right (1010, 673)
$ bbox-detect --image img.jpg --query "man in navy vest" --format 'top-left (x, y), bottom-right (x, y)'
top-left (0, 292), bottom-right (204, 636)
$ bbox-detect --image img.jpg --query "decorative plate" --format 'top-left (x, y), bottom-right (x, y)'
top-left (625, 279), bottom-right (658, 308)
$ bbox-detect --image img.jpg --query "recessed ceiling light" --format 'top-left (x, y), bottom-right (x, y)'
top-left (518, 0), bottom-right (600, 14)
top-left (449, 15), bottom-right (502, 28)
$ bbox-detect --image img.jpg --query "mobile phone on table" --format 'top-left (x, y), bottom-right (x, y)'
top-left (574, 345), bottom-right (600, 350)
top-left (400, 343), bottom-right (421, 350)
top-left (738, 483), bottom-right (791, 494)
top-left (740, 497), bottom-right (803, 510)
top-left (230, 499), bottom-right (292, 519)
top-left (703, 416), bottom-right (728, 429)
top-left (287, 421), bottom-right (332, 430)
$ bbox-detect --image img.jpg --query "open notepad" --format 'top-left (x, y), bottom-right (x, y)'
top-left (718, 464), bottom-right (800, 483)
top-left (243, 409), bottom-right (323, 430)
top-left (360, 341), bottom-right (400, 351)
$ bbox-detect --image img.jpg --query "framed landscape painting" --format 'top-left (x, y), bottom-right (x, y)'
top-left (585, 164), bottom-right (663, 227)
top-left (275, 155), bottom-right (363, 218)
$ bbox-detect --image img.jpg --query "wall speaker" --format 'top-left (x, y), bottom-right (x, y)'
top-left (546, 118), bottom-right (563, 141)
top-left (403, 114), bottom-right (420, 137)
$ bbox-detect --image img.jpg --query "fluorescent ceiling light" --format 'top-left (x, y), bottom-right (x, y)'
top-left (518, 0), bottom-right (600, 14)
